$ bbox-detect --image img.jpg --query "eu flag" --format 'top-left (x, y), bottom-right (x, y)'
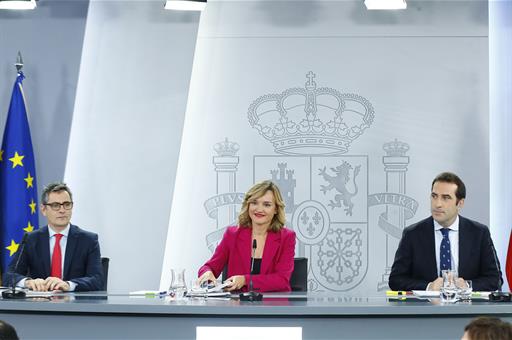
top-left (0, 72), bottom-right (38, 277)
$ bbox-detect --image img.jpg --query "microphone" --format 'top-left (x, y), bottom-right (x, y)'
top-left (490, 240), bottom-right (503, 291)
top-left (249, 239), bottom-right (256, 293)
top-left (239, 239), bottom-right (263, 301)
top-left (2, 233), bottom-right (28, 299)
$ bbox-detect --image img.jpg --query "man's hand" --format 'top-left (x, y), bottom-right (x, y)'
top-left (25, 278), bottom-right (47, 291)
top-left (44, 277), bottom-right (70, 291)
top-left (427, 277), bottom-right (443, 291)
top-left (455, 277), bottom-right (467, 289)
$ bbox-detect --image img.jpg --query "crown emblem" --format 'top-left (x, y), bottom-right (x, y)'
top-left (248, 72), bottom-right (375, 155)
top-left (383, 139), bottom-right (409, 157)
top-left (214, 138), bottom-right (240, 156)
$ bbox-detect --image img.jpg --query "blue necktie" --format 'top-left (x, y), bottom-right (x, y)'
top-left (440, 228), bottom-right (451, 276)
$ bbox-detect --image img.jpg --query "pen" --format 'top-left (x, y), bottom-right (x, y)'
top-left (144, 291), bottom-right (167, 297)
top-left (386, 290), bottom-right (409, 296)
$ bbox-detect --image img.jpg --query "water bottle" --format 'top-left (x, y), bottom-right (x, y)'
top-left (169, 268), bottom-right (187, 300)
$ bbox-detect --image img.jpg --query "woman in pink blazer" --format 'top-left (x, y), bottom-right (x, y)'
top-left (198, 180), bottom-right (296, 292)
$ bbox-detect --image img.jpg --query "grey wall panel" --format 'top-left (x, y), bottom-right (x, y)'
top-left (0, 1), bottom-right (89, 223)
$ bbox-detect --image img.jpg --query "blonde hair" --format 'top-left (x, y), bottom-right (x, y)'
top-left (238, 180), bottom-right (286, 232)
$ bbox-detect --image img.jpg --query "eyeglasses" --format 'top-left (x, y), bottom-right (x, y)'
top-left (44, 201), bottom-right (73, 211)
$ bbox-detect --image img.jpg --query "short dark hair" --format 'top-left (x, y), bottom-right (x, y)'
top-left (41, 182), bottom-right (73, 204)
top-left (431, 172), bottom-right (466, 202)
top-left (464, 317), bottom-right (512, 340)
top-left (0, 319), bottom-right (19, 340)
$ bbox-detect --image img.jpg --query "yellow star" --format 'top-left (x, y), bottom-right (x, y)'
top-left (5, 240), bottom-right (19, 257)
top-left (0, 149), bottom-right (3, 162)
top-left (23, 221), bottom-right (34, 233)
top-left (29, 199), bottom-right (36, 214)
top-left (24, 172), bottom-right (34, 188)
top-left (9, 151), bottom-right (24, 168)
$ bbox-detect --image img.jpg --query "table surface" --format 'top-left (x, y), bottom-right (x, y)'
top-left (1, 291), bottom-right (510, 317)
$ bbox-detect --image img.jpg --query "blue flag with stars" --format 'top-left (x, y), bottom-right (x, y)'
top-left (0, 71), bottom-right (38, 277)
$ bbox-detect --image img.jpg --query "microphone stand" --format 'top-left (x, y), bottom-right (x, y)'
top-left (2, 233), bottom-right (28, 299)
top-left (240, 239), bottom-right (263, 302)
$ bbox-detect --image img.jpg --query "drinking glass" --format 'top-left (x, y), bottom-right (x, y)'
top-left (440, 269), bottom-right (458, 303)
top-left (457, 280), bottom-right (472, 301)
top-left (169, 268), bottom-right (187, 300)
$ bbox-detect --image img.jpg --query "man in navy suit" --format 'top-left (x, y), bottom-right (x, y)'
top-left (389, 172), bottom-right (502, 292)
top-left (3, 182), bottom-right (103, 291)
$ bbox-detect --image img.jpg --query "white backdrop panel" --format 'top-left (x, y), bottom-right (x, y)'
top-left (160, 1), bottom-right (488, 294)
top-left (65, 1), bottom-right (200, 292)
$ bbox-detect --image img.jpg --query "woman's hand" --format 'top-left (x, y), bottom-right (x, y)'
top-left (197, 271), bottom-right (217, 286)
top-left (225, 275), bottom-right (246, 291)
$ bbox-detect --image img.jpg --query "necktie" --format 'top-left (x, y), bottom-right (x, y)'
top-left (51, 234), bottom-right (63, 279)
top-left (440, 228), bottom-right (451, 276)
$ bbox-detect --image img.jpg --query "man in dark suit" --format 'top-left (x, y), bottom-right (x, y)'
top-left (3, 182), bottom-right (103, 291)
top-left (389, 172), bottom-right (502, 291)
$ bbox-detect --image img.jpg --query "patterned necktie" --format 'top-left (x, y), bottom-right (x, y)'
top-left (439, 228), bottom-right (451, 276)
top-left (51, 234), bottom-right (63, 279)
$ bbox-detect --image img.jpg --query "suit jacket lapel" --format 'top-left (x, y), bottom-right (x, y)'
top-left (235, 228), bottom-right (252, 274)
top-left (39, 226), bottom-right (51, 277)
top-left (423, 217), bottom-right (438, 278)
top-left (261, 231), bottom-right (281, 274)
top-left (63, 224), bottom-right (78, 279)
top-left (458, 217), bottom-right (471, 277)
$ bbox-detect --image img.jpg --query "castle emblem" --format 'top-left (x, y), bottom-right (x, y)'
top-left (271, 163), bottom-right (297, 214)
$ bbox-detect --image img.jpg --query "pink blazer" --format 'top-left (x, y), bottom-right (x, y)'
top-left (198, 226), bottom-right (296, 292)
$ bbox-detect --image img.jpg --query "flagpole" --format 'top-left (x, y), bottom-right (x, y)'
top-left (15, 51), bottom-right (23, 73)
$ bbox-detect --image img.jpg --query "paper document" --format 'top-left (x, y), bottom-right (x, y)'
top-left (206, 281), bottom-right (231, 292)
top-left (412, 290), bottom-right (491, 299)
top-left (25, 290), bottom-right (56, 297)
top-left (412, 290), bottom-right (440, 298)
top-left (188, 281), bottom-right (232, 297)
top-left (187, 291), bottom-right (232, 298)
